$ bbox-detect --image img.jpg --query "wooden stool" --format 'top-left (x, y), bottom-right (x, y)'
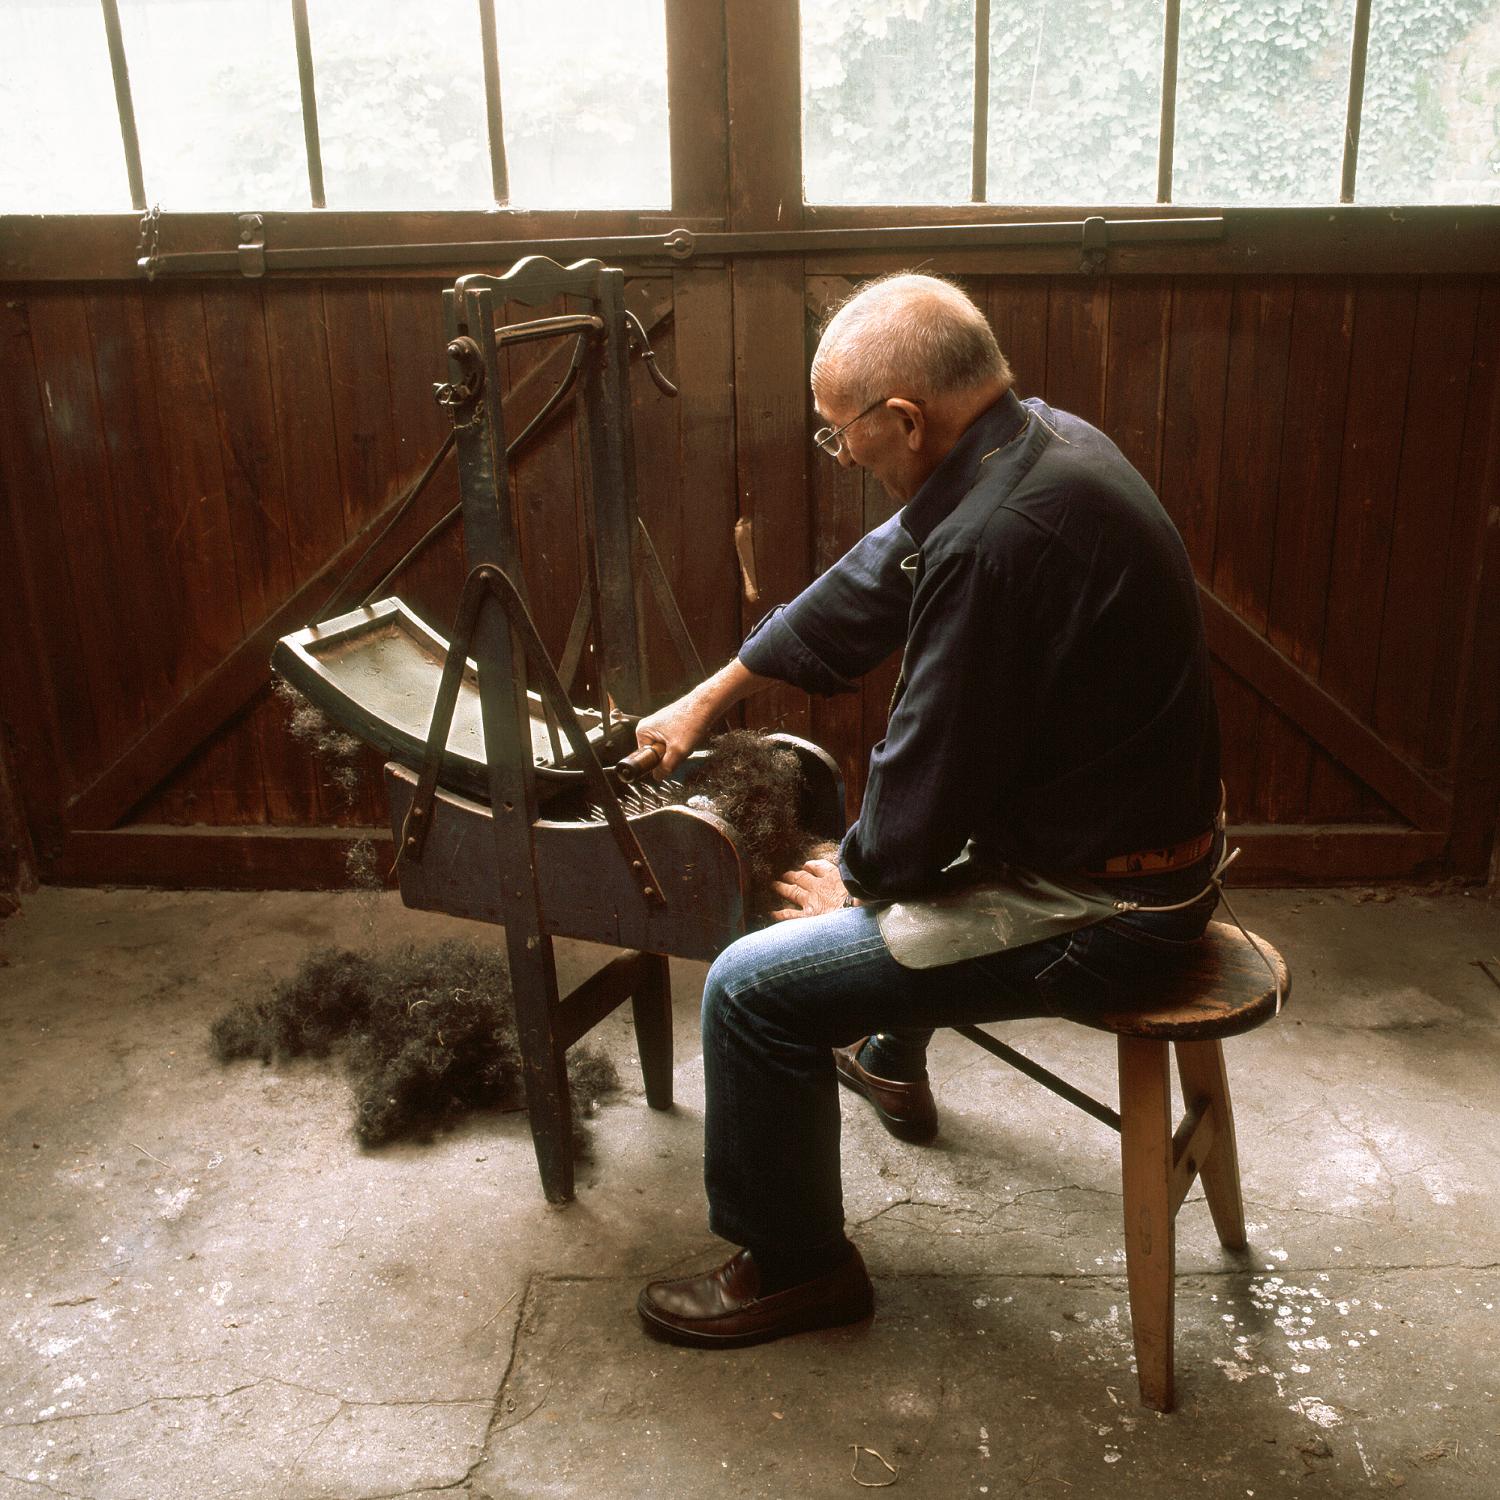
top-left (956, 919), bottom-right (1289, 1412)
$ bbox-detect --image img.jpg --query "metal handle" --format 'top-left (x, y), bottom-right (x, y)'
top-left (616, 743), bottom-right (663, 783)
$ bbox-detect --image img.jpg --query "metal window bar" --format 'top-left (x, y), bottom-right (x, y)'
top-left (1341, 0), bottom-right (1372, 204)
top-left (291, 0), bottom-right (326, 208)
top-left (971, 0), bottom-right (990, 203)
top-left (477, 0), bottom-right (511, 206)
top-left (1156, 0), bottom-right (1181, 204)
top-left (100, 0), bottom-right (146, 211)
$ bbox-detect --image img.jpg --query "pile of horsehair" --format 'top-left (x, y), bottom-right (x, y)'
top-left (210, 940), bottom-right (618, 1153)
top-left (681, 729), bottom-right (827, 911)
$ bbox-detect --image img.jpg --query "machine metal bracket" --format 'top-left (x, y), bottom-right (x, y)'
top-left (400, 562), bottom-right (668, 909)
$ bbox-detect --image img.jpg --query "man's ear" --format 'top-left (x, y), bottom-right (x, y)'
top-left (888, 397), bottom-right (925, 450)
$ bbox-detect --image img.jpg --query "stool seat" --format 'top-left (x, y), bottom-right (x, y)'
top-left (1062, 920), bottom-right (1289, 1040)
top-left (959, 918), bottom-right (1290, 1413)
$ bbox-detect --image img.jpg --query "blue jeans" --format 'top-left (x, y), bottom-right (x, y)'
top-left (700, 854), bottom-right (1220, 1254)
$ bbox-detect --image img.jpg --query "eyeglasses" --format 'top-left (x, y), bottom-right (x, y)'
top-left (812, 395), bottom-right (890, 458)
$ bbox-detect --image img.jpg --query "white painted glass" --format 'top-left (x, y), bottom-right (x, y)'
top-left (119, 0), bottom-right (307, 209)
top-left (1359, 0), bottom-right (1500, 204)
top-left (312, 0), bottom-right (492, 209)
top-left (802, 0), bottom-right (973, 206)
top-left (497, 0), bottom-right (669, 209)
top-left (986, 0), bottom-right (1162, 204)
top-left (1173, 0), bottom-right (1347, 205)
top-left (0, 0), bottom-right (133, 210)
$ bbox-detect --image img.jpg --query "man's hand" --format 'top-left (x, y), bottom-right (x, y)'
top-left (633, 658), bottom-right (769, 777)
top-left (633, 695), bottom-right (717, 778)
top-left (770, 857), bottom-right (857, 921)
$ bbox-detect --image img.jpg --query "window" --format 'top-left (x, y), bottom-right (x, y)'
top-left (801, 0), bottom-right (1500, 207)
top-left (0, 0), bottom-right (670, 212)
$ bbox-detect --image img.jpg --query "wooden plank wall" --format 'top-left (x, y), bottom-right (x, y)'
top-left (3, 262), bottom-right (1494, 884)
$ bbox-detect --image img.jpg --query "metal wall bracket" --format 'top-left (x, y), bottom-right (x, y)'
top-left (1080, 215), bottom-right (1109, 274)
top-left (236, 213), bottom-right (266, 278)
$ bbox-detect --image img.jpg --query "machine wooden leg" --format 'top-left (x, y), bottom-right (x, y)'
top-left (1174, 1039), bottom-right (1247, 1250)
top-left (508, 930), bottom-right (575, 1204)
top-left (632, 952), bottom-right (674, 1110)
top-left (1118, 1035), bottom-right (1176, 1412)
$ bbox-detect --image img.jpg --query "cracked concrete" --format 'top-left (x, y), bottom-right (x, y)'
top-left (1, 884), bottom-right (1497, 1498)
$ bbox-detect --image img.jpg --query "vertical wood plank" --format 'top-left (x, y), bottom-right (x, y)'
top-left (1043, 279), bottom-right (1109, 427)
top-left (84, 285), bottom-right (184, 722)
top-left (669, 267), bottom-right (739, 678)
top-left (0, 291), bottom-right (96, 849)
top-left (1211, 278), bottom-right (1295, 637)
top-left (1158, 279), bottom-right (1234, 578)
top-left (1429, 283), bottom-right (1499, 772)
top-left (665, 0), bottom-right (729, 219)
top-left (1211, 279), bottom-right (1295, 824)
top-left (1258, 276), bottom-right (1355, 821)
top-left (1102, 278), bottom-right (1173, 491)
top-left (985, 275), bottom-right (1049, 400)
top-left (25, 292), bottom-right (145, 757)
top-left (141, 281), bottom-right (264, 824)
top-left (263, 281), bottom-right (352, 826)
top-left (733, 259), bottom-right (813, 740)
top-left (727, 0), bottom-right (810, 740)
top-left (1308, 278), bottom-right (1419, 819)
top-left (202, 282), bottom-right (306, 825)
top-left (1445, 281), bottom-right (1500, 876)
top-left (202, 283), bottom-right (295, 629)
top-left (143, 284), bottom-right (248, 675)
top-left (263, 282), bottom-right (349, 585)
top-left (1373, 278), bottom-right (1478, 765)
top-left (321, 282), bottom-right (399, 538)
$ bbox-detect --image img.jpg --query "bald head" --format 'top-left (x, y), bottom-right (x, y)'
top-left (811, 273), bottom-right (1013, 409)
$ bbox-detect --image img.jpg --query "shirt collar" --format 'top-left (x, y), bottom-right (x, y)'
top-left (899, 388), bottom-right (1032, 546)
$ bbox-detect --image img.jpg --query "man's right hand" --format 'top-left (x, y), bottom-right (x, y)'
top-left (632, 658), bottom-right (769, 777)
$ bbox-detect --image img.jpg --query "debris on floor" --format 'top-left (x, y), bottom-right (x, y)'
top-left (210, 938), bottom-right (618, 1151)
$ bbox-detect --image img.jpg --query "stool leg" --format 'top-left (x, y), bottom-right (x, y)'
top-left (1118, 1035), bottom-right (1175, 1412)
top-left (631, 952), bottom-right (674, 1110)
top-left (1174, 1039), bottom-right (1247, 1251)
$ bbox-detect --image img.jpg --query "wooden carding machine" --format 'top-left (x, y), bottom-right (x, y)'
top-left (273, 256), bottom-right (844, 1201)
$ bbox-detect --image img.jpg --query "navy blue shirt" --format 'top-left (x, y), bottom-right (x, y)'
top-left (739, 391), bottom-right (1221, 900)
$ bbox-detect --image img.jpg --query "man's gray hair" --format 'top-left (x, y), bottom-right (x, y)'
top-left (811, 272), bottom-right (1013, 405)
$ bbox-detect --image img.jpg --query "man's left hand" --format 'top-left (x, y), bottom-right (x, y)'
top-left (769, 857), bottom-right (856, 921)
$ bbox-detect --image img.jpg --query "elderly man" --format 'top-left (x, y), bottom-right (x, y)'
top-left (632, 273), bottom-right (1222, 1348)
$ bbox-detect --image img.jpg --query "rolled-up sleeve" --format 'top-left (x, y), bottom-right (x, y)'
top-left (738, 516), bottom-right (915, 695)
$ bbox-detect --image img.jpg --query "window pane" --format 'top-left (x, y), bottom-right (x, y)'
top-left (498, 0), bottom-right (669, 209)
top-left (120, 0), bottom-right (307, 210)
top-left (986, 0), bottom-right (1161, 204)
top-left (314, 0), bottom-right (492, 210)
top-left (1359, 0), bottom-right (1500, 204)
top-left (802, 0), bottom-right (973, 206)
top-left (0, 0), bottom-right (132, 211)
top-left (1173, 1), bottom-right (1347, 206)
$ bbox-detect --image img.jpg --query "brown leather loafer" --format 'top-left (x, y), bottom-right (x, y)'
top-left (637, 1247), bottom-right (874, 1349)
top-left (834, 1039), bottom-right (939, 1144)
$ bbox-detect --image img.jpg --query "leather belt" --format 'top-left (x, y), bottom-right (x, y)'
top-left (1083, 827), bottom-right (1215, 878)
top-left (1083, 783), bottom-right (1227, 878)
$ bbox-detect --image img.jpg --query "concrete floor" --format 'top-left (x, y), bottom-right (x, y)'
top-left (1, 883), bottom-right (1497, 1500)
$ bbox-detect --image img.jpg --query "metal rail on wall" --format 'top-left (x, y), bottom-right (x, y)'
top-left (134, 213), bottom-right (1226, 280)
